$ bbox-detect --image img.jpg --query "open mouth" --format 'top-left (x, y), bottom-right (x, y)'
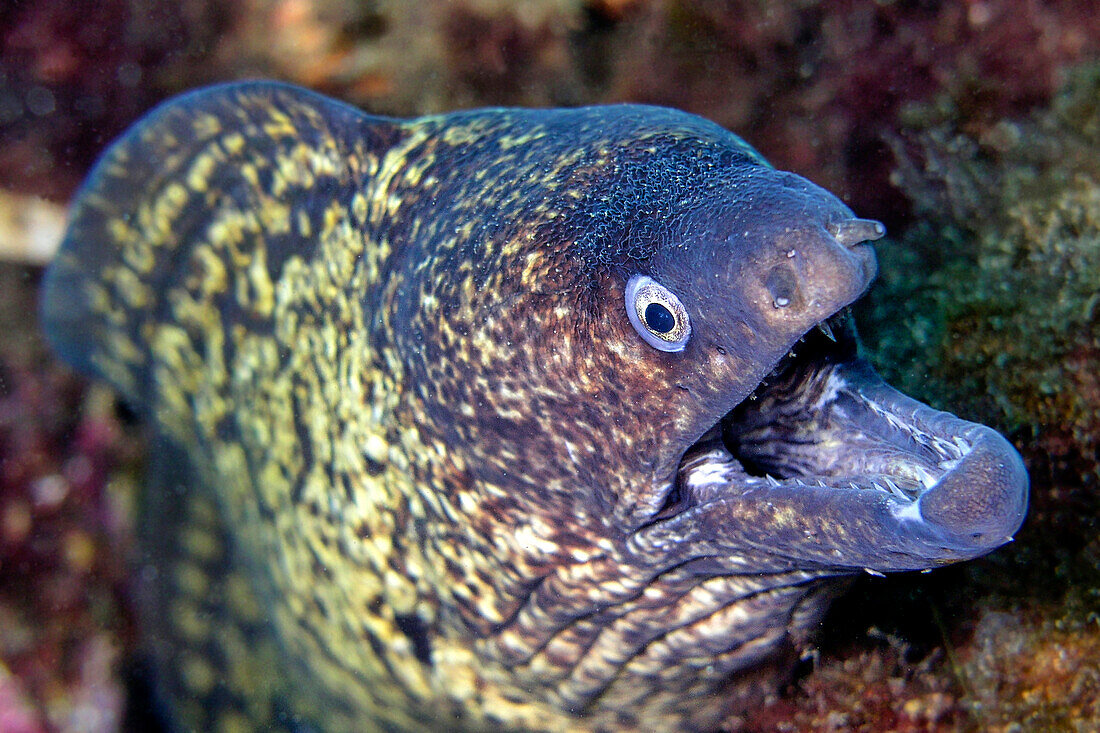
top-left (661, 311), bottom-right (1028, 564)
top-left (676, 312), bottom-right (952, 507)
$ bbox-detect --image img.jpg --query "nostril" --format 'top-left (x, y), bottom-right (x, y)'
top-left (766, 266), bottom-right (800, 310)
top-left (829, 218), bottom-right (886, 248)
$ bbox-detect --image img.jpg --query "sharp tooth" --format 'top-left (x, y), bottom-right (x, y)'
top-left (863, 568), bottom-right (886, 577)
top-left (884, 478), bottom-right (902, 496)
top-left (817, 320), bottom-right (837, 342)
top-left (849, 482), bottom-right (861, 491)
top-left (766, 474), bottom-right (781, 487)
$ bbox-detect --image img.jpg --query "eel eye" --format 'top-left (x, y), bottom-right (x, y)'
top-left (625, 274), bottom-right (691, 352)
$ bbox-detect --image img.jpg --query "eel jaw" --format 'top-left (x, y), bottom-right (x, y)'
top-left (667, 315), bottom-right (1029, 571)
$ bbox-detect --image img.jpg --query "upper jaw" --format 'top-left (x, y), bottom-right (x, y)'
top-left (647, 320), bottom-right (1028, 573)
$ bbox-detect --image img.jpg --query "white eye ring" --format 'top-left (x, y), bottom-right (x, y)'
top-left (625, 274), bottom-right (691, 352)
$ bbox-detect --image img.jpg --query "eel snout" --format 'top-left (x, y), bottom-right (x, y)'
top-left (748, 212), bottom-right (882, 349)
top-left (889, 407), bottom-right (1029, 552)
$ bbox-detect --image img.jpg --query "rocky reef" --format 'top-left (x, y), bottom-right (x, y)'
top-left (852, 64), bottom-right (1100, 732)
top-left (6, 0), bottom-right (1100, 215)
top-left (0, 265), bottom-right (140, 732)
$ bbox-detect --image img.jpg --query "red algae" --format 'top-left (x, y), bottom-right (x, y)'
top-left (0, 661), bottom-right (46, 733)
top-left (7, 0), bottom-right (1100, 220)
top-left (741, 643), bottom-right (963, 733)
top-left (0, 0), bottom-right (237, 201)
top-left (0, 265), bottom-right (139, 732)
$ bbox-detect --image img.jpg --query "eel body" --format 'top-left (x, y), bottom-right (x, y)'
top-left (40, 82), bottom-right (1028, 732)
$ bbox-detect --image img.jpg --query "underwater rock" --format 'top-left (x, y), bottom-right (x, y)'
top-left (855, 64), bottom-right (1100, 732)
top-left (8, 0), bottom-right (1100, 221)
top-left (960, 607), bottom-right (1100, 730)
top-left (0, 0), bottom-right (235, 200)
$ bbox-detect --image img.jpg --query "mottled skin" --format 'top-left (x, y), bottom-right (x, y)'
top-left (41, 83), bottom-right (1028, 732)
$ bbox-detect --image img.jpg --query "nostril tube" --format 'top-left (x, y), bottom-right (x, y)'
top-left (829, 218), bottom-right (886, 247)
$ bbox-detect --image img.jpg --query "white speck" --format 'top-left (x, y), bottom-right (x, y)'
top-left (684, 460), bottom-right (736, 490)
top-left (891, 498), bottom-right (924, 523)
top-left (773, 297), bottom-right (790, 308)
top-left (811, 368), bottom-right (845, 411)
top-left (32, 474), bottom-right (68, 509)
top-left (786, 250), bottom-right (797, 258)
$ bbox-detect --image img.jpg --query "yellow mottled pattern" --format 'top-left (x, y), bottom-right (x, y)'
top-left (42, 82), bottom-right (847, 733)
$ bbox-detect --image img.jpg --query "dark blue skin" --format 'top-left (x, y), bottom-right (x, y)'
top-left (40, 83), bottom-right (1028, 731)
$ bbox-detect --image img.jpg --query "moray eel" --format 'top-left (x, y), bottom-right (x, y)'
top-left (40, 82), bottom-right (1028, 732)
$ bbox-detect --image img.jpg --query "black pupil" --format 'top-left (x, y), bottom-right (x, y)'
top-left (644, 302), bottom-right (676, 334)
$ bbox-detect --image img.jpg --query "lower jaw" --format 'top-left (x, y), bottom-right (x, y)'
top-left (662, 342), bottom-right (1027, 571)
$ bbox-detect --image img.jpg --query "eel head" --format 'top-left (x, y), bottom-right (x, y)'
top-left (439, 109), bottom-right (1030, 724)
